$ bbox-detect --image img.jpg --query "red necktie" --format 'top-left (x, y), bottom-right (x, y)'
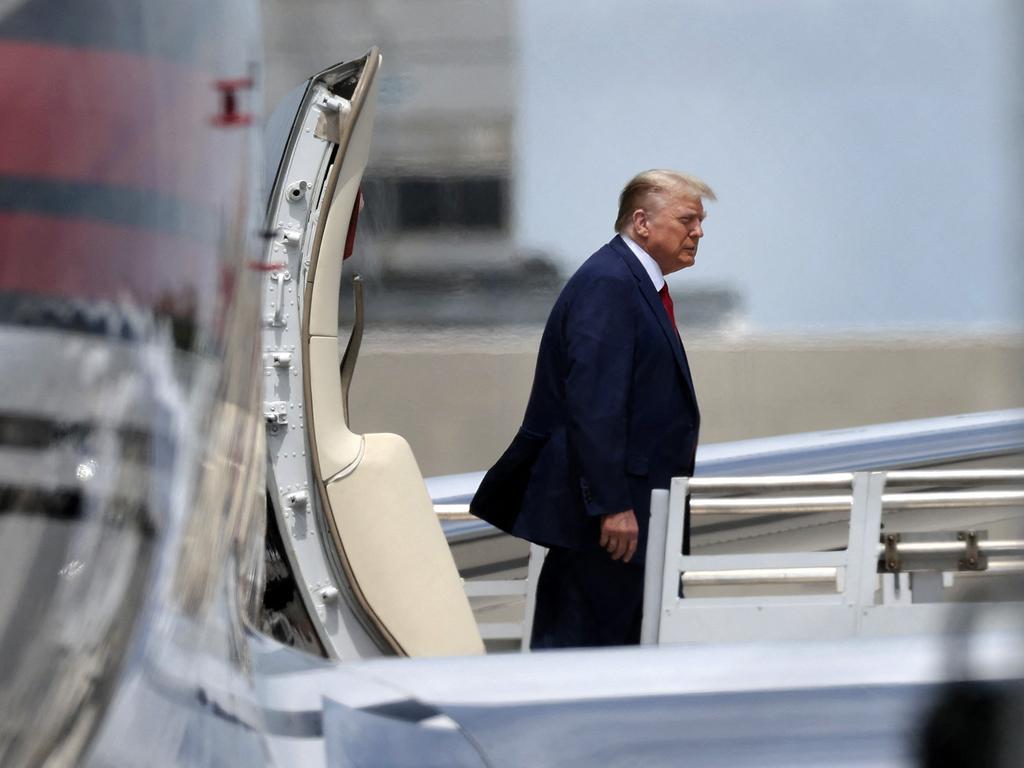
top-left (659, 284), bottom-right (678, 331)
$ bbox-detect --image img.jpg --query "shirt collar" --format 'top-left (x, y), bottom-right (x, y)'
top-left (619, 234), bottom-right (666, 291)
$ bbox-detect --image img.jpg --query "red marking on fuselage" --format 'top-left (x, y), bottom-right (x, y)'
top-left (0, 211), bottom-right (214, 310)
top-left (0, 41), bottom-right (242, 201)
top-left (212, 77), bottom-right (255, 126)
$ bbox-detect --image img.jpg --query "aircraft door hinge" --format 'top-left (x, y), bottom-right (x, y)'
top-left (315, 93), bottom-right (352, 143)
top-left (957, 530), bottom-right (987, 571)
top-left (883, 533), bottom-right (900, 572)
top-left (286, 490), bottom-right (308, 508)
top-left (267, 351), bottom-right (292, 368)
top-left (286, 181), bottom-right (309, 203)
top-left (319, 94), bottom-right (351, 113)
top-left (264, 401), bottom-right (289, 426)
top-left (265, 270), bottom-right (292, 327)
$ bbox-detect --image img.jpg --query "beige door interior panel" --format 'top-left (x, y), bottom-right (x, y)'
top-left (324, 433), bottom-right (484, 657)
top-left (300, 49), bottom-right (483, 657)
top-left (306, 69), bottom-right (379, 338)
top-left (308, 335), bottom-right (363, 478)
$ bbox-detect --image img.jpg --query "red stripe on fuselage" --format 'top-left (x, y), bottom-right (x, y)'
top-left (0, 211), bottom-right (214, 310)
top-left (0, 41), bottom-right (240, 202)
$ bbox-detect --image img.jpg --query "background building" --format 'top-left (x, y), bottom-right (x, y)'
top-left (264, 0), bottom-right (556, 327)
top-left (263, 1), bottom-right (1024, 475)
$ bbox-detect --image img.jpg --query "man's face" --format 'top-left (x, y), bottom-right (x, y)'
top-left (636, 191), bottom-right (706, 275)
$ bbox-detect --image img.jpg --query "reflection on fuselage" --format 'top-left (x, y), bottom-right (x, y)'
top-left (0, 1), bottom-right (267, 766)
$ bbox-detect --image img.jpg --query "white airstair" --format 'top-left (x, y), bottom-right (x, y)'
top-left (446, 469), bottom-right (1024, 649)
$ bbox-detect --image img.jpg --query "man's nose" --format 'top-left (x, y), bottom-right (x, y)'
top-left (692, 221), bottom-right (703, 238)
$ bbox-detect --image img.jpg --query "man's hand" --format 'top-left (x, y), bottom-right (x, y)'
top-left (600, 509), bottom-right (639, 563)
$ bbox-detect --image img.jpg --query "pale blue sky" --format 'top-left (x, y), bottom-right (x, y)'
top-left (516, 0), bottom-right (1024, 331)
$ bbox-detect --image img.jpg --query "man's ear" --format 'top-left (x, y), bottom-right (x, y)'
top-left (631, 208), bottom-right (649, 238)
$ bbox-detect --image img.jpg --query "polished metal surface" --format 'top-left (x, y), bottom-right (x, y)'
top-left (0, 2), bottom-right (267, 766)
top-left (882, 490), bottom-right (1024, 509)
top-left (692, 494), bottom-right (854, 514)
top-left (891, 540), bottom-right (1024, 558)
top-left (689, 473), bottom-right (854, 490)
top-left (682, 567), bottom-right (839, 586)
top-left (693, 489), bottom-right (1024, 515)
top-left (887, 469), bottom-right (1024, 484)
top-left (437, 487), bottom-right (1024, 519)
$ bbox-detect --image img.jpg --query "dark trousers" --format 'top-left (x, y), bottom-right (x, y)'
top-left (530, 546), bottom-right (645, 649)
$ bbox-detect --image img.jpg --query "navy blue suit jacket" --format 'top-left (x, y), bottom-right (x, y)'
top-left (471, 236), bottom-right (700, 562)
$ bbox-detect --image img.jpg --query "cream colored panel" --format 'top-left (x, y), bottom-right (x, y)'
top-left (307, 73), bottom-right (380, 338)
top-left (325, 433), bottom-right (484, 657)
top-left (308, 335), bottom-right (362, 479)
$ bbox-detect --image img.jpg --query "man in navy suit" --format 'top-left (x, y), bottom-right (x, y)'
top-left (471, 169), bottom-right (714, 648)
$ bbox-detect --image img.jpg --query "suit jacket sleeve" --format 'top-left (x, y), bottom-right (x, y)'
top-left (563, 274), bottom-right (635, 518)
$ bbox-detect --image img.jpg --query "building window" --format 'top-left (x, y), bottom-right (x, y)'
top-left (364, 175), bottom-right (507, 232)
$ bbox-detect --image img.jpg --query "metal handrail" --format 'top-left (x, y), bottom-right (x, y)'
top-left (688, 473), bottom-right (853, 490)
top-left (692, 495), bottom-right (852, 514)
top-left (686, 469), bottom-right (1024, 492)
top-left (882, 490), bottom-right (1024, 508)
top-left (877, 539), bottom-right (1024, 558)
top-left (681, 558), bottom-right (1024, 588)
top-left (692, 490), bottom-right (1024, 515)
top-left (437, 471), bottom-right (1024, 521)
top-left (452, 468), bottom-right (1024, 646)
top-left (678, 540), bottom-right (1024, 590)
top-left (435, 504), bottom-right (471, 520)
top-left (682, 567), bottom-right (838, 586)
top-left (887, 469), bottom-right (1024, 484)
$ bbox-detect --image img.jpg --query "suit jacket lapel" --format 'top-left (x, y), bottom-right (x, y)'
top-left (609, 236), bottom-right (698, 406)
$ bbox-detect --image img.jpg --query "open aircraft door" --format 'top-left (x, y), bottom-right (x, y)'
top-left (260, 50), bottom-right (483, 660)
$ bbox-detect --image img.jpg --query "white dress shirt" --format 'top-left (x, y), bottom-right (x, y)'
top-left (619, 234), bottom-right (665, 292)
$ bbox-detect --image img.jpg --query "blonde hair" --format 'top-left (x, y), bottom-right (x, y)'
top-left (615, 169), bottom-right (716, 232)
